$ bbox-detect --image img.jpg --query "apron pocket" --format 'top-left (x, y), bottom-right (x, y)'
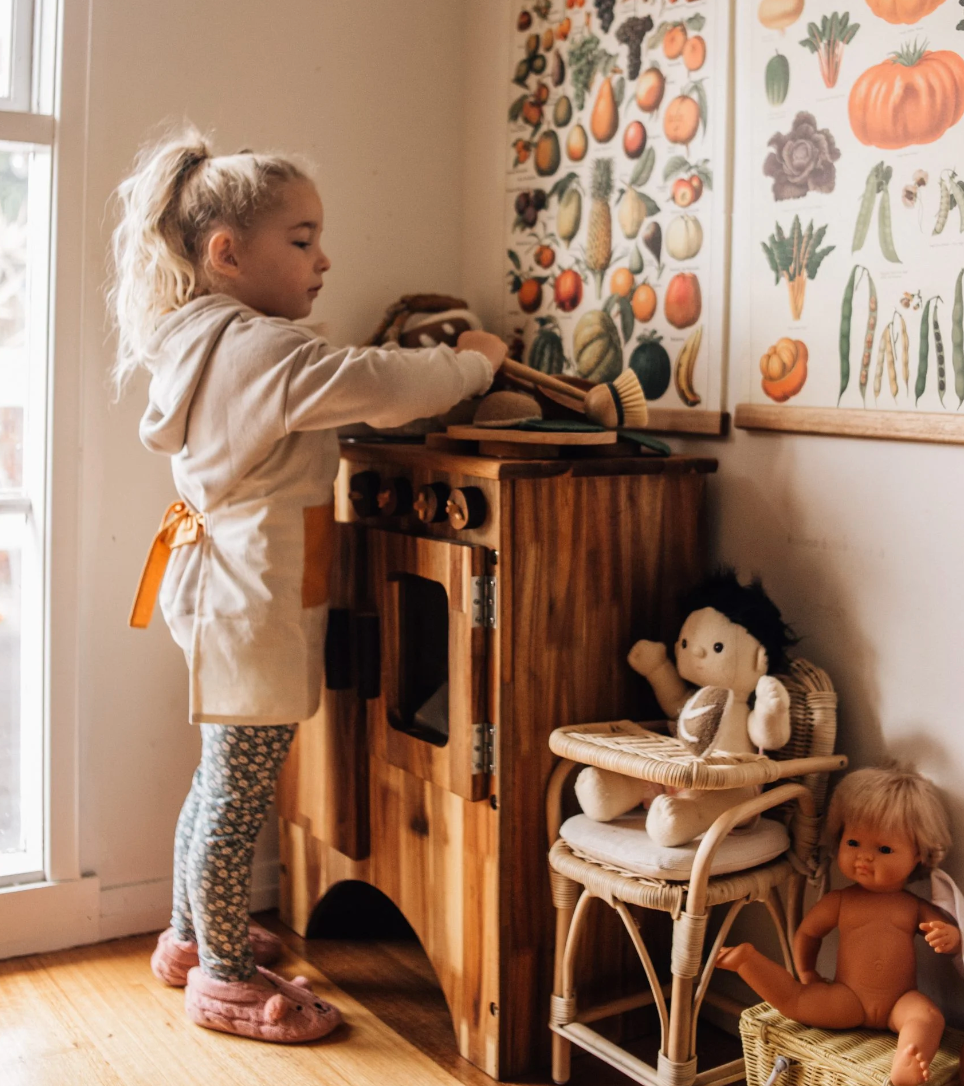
top-left (302, 504), bottom-right (335, 609)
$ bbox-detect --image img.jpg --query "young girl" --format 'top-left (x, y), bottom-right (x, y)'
top-left (717, 764), bottom-right (960, 1086)
top-left (109, 128), bottom-right (506, 1044)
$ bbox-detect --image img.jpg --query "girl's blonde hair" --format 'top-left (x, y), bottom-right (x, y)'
top-left (825, 762), bottom-right (951, 871)
top-left (107, 125), bottom-right (309, 393)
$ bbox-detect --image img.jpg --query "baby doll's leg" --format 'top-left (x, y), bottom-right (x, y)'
top-left (888, 991), bottom-right (945, 1086)
top-left (716, 944), bottom-right (864, 1029)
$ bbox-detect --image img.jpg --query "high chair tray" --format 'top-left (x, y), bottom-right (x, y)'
top-left (547, 721), bottom-right (846, 790)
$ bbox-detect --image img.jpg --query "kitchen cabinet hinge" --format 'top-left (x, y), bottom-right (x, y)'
top-left (471, 722), bottom-right (497, 776)
top-left (471, 575), bottom-right (498, 629)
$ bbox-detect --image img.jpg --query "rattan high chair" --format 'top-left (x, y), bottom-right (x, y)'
top-left (546, 659), bottom-right (845, 1086)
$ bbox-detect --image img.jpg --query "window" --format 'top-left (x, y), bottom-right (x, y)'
top-left (0, 0), bottom-right (57, 886)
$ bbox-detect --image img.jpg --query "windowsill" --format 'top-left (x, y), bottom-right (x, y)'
top-left (0, 875), bottom-right (100, 960)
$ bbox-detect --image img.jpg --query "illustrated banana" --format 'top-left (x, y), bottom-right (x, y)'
top-left (674, 325), bottom-right (703, 407)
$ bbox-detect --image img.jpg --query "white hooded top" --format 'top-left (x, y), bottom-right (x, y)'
top-left (140, 293), bottom-right (493, 725)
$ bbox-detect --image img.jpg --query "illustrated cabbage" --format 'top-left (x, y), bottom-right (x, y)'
top-left (764, 111), bottom-right (840, 201)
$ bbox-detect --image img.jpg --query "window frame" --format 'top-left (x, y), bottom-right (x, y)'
top-left (0, 0), bottom-right (100, 953)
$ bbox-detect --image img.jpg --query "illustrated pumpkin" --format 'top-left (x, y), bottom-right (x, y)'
top-left (760, 338), bottom-right (808, 402)
top-left (849, 43), bottom-right (964, 149)
top-left (864, 0), bottom-right (947, 23)
top-left (664, 272), bottom-right (702, 329)
top-left (573, 309), bottom-right (623, 382)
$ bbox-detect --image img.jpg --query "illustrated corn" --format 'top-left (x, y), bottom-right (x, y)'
top-left (586, 158), bottom-right (614, 298)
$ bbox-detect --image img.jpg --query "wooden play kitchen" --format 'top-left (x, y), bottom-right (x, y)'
top-left (276, 440), bottom-right (716, 1078)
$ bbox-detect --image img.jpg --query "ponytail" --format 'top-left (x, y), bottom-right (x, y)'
top-left (107, 124), bottom-right (309, 395)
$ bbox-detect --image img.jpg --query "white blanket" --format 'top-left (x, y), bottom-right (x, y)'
top-left (930, 869), bottom-right (964, 978)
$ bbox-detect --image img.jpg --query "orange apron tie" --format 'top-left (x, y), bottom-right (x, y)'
top-left (129, 500), bottom-right (205, 629)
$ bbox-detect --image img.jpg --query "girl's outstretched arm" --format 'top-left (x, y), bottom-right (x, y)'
top-left (283, 330), bottom-right (496, 433)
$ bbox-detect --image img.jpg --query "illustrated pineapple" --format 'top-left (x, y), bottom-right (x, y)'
top-left (586, 158), bottom-right (614, 298)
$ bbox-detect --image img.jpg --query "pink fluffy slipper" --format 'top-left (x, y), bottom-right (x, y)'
top-left (184, 966), bottom-right (343, 1043)
top-left (151, 922), bottom-right (283, 987)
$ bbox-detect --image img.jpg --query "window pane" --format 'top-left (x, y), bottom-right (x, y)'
top-left (0, 146), bottom-right (28, 493)
top-left (0, 510), bottom-right (22, 856)
top-left (0, 1), bottom-right (13, 101)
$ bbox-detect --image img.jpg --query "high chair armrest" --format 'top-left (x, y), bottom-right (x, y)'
top-left (546, 758), bottom-right (580, 846)
top-left (687, 782), bottom-right (814, 915)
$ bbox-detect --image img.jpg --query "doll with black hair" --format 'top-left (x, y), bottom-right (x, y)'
top-left (575, 568), bottom-right (796, 846)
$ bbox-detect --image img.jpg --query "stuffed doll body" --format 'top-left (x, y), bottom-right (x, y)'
top-left (717, 765), bottom-right (960, 1086)
top-left (574, 571), bottom-right (794, 848)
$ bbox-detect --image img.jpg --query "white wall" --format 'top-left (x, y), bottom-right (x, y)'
top-left (76, 0), bottom-right (469, 936)
top-left (684, 0), bottom-right (964, 1026)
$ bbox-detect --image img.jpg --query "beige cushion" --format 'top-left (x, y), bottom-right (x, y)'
top-left (559, 812), bottom-right (790, 881)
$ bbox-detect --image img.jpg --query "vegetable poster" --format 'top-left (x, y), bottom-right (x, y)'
top-left (501, 0), bottom-right (732, 433)
top-left (744, 0), bottom-right (964, 437)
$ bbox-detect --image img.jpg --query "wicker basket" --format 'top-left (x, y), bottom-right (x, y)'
top-left (740, 1002), bottom-right (963, 1086)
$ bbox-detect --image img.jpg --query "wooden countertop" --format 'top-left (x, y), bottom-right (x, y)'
top-left (339, 440), bottom-right (718, 481)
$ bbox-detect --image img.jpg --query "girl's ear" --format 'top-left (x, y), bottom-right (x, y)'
top-left (206, 228), bottom-right (240, 278)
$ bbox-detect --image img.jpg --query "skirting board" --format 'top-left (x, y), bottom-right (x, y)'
top-left (735, 404), bottom-right (964, 445)
top-left (0, 861), bottom-right (278, 961)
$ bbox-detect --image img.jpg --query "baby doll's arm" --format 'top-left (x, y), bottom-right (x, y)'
top-left (793, 890), bottom-right (841, 983)
top-left (918, 899), bottom-right (963, 956)
top-left (627, 640), bottom-right (690, 718)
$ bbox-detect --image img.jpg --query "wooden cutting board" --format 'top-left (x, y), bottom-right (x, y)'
top-left (445, 425), bottom-right (617, 445)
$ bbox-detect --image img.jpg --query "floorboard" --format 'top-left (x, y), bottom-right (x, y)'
top-left (0, 913), bottom-right (746, 1086)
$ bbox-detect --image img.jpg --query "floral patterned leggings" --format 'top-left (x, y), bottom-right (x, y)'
top-left (170, 723), bottom-right (297, 981)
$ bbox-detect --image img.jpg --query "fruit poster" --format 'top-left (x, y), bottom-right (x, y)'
top-left (742, 0), bottom-right (964, 442)
top-left (502, 0), bottom-right (733, 433)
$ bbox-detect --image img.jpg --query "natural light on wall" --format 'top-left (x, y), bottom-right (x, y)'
top-left (0, 0), bottom-right (56, 887)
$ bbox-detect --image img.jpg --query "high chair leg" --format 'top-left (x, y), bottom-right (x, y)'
top-left (550, 884), bottom-right (592, 1085)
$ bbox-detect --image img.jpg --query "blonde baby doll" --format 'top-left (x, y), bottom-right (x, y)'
top-left (717, 764), bottom-right (959, 1086)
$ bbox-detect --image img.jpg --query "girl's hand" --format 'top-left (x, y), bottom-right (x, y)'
top-left (456, 330), bottom-right (507, 372)
top-left (920, 920), bottom-right (962, 955)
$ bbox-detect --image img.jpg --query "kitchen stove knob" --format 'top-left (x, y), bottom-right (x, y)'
top-left (414, 483), bottom-right (451, 523)
top-left (348, 470), bottom-right (381, 518)
top-left (376, 477), bottom-right (414, 517)
top-left (446, 487), bottom-right (487, 530)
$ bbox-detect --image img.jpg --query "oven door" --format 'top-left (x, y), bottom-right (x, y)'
top-left (364, 528), bottom-right (489, 802)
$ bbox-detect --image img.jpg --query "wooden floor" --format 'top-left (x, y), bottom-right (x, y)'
top-left (0, 912), bottom-right (745, 1086)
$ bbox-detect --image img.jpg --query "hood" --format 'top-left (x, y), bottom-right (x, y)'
top-left (138, 294), bottom-right (243, 456)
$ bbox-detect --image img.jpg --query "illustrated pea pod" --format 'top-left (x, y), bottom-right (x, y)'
top-left (838, 265), bottom-right (859, 404)
top-left (934, 298), bottom-right (946, 406)
top-left (852, 162), bottom-right (900, 264)
top-left (839, 264), bottom-right (879, 406)
top-left (953, 268), bottom-right (964, 408)
top-left (915, 297), bottom-right (933, 406)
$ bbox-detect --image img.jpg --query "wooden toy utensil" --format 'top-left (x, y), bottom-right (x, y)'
top-left (501, 358), bottom-right (648, 430)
